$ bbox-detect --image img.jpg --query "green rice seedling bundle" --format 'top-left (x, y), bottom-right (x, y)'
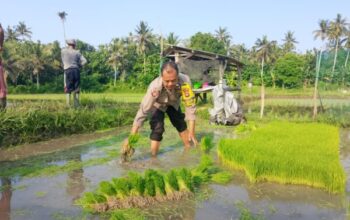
top-left (218, 121), bottom-right (346, 193)
top-left (120, 134), bottom-right (140, 162)
top-left (200, 135), bottom-right (214, 153)
top-left (234, 122), bottom-right (257, 133)
top-left (77, 156), bottom-right (232, 212)
top-left (210, 171), bottom-right (233, 184)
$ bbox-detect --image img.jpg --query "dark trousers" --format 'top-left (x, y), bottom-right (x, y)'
top-left (65, 68), bottom-right (80, 93)
top-left (149, 106), bottom-right (187, 141)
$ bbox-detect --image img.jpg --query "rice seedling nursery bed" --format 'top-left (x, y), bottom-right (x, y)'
top-left (218, 121), bottom-right (346, 193)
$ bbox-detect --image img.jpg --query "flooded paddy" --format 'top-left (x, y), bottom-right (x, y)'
top-left (1, 98), bottom-right (350, 220)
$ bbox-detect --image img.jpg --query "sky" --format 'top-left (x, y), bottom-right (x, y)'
top-left (1, 0), bottom-right (349, 53)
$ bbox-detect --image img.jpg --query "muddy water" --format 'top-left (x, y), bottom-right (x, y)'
top-left (0, 120), bottom-right (349, 220)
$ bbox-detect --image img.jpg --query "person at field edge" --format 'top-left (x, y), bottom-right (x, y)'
top-left (61, 39), bottom-right (87, 108)
top-left (122, 61), bottom-right (198, 157)
top-left (0, 23), bottom-right (7, 110)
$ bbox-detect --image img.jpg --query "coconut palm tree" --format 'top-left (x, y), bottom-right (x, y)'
top-left (58, 11), bottom-right (68, 41)
top-left (134, 21), bottom-right (153, 74)
top-left (0, 43), bottom-right (19, 83)
top-left (254, 35), bottom-right (276, 118)
top-left (215, 27), bottom-right (231, 55)
top-left (341, 31), bottom-right (350, 68)
top-left (108, 38), bottom-right (126, 85)
top-left (312, 19), bottom-right (329, 119)
top-left (230, 44), bottom-right (249, 62)
top-left (328, 14), bottom-right (348, 81)
top-left (282, 31), bottom-right (298, 54)
top-left (26, 41), bottom-right (46, 88)
top-left (15, 21), bottom-right (32, 41)
top-left (5, 26), bottom-right (19, 41)
top-left (313, 19), bottom-right (329, 42)
top-left (341, 31), bottom-right (350, 87)
top-left (166, 32), bottom-right (180, 46)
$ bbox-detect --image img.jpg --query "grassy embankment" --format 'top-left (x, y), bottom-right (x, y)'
top-left (0, 93), bottom-right (144, 147)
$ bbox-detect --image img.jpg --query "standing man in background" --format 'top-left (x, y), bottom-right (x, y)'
top-left (0, 23), bottom-right (7, 110)
top-left (61, 39), bottom-right (87, 108)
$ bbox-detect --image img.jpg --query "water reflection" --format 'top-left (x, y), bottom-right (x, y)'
top-left (66, 155), bottom-right (85, 202)
top-left (0, 178), bottom-right (12, 220)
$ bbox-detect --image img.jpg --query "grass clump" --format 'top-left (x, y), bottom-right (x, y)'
top-left (218, 121), bottom-right (346, 193)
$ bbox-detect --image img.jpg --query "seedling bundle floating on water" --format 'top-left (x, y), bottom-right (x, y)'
top-left (77, 154), bottom-right (232, 212)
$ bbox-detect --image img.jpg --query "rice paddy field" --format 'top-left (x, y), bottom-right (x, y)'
top-left (0, 92), bottom-right (350, 220)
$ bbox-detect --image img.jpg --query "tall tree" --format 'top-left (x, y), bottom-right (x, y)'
top-left (27, 41), bottom-right (46, 88)
top-left (135, 21), bottom-right (153, 74)
top-left (190, 32), bottom-right (226, 55)
top-left (254, 35), bottom-right (276, 118)
top-left (341, 31), bottom-right (350, 87)
top-left (166, 32), bottom-right (180, 46)
top-left (313, 19), bottom-right (329, 42)
top-left (108, 38), bottom-right (126, 85)
top-left (215, 27), bottom-right (231, 55)
top-left (15, 21), bottom-right (32, 41)
top-left (282, 31), bottom-right (298, 54)
top-left (5, 26), bottom-right (19, 41)
top-left (58, 11), bottom-right (68, 41)
top-left (313, 19), bottom-right (329, 119)
top-left (328, 14), bottom-right (348, 80)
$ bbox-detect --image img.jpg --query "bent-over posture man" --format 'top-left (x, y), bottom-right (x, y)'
top-left (122, 61), bottom-right (198, 158)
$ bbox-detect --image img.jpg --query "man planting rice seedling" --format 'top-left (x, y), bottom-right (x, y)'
top-left (121, 61), bottom-right (198, 160)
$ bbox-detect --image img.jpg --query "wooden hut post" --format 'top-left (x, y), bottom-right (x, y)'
top-left (237, 66), bottom-right (242, 99)
top-left (175, 52), bottom-right (180, 64)
top-left (219, 59), bottom-right (224, 81)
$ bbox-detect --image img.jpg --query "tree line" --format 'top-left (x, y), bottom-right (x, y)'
top-left (1, 13), bottom-right (349, 93)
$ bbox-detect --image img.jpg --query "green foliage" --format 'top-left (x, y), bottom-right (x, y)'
top-left (200, 135), bottom-right (214, 153)
top-left (128, 54), bottom-right (160, 89)
top-left (0, 100), bottom-right (137, 147)
top-left (274, 53), bottom-right (306, 88)
top-left (190, 32), bottom-right (226, 55)
top-left (218, 121), bottom-right (346, 193)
